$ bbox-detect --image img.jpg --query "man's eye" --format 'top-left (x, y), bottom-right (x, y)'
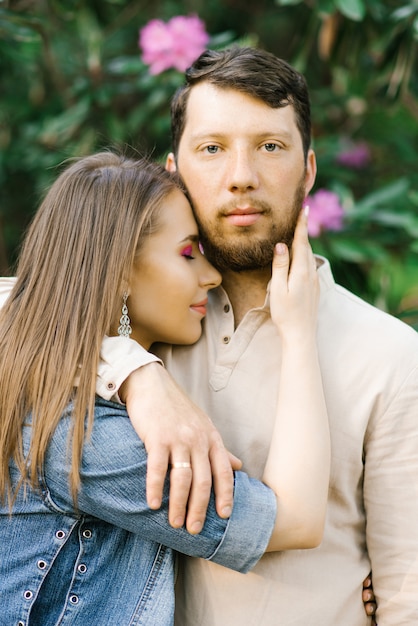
top-left (264, 143), bottom-right (278, 152)
top-left (206, 145), bottom-right (219, 154)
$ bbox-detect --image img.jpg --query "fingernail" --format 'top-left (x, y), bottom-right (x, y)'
top-left (150, 498), bottom-right (161, 509)
top-left (191, 521), bottom-right (203, 534)
top-left (221, 505), bottom-right (232, 518)
top-left (275, 243), bottom-right (287, 255)
top-left (173, 516), bottom-right (184, 528)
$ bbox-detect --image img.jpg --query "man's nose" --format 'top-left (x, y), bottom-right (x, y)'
top-left (226, 150), bottom-right (259, 192)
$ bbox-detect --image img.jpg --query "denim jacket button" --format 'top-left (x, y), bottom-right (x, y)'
top-left (69, 594), bottom-right (79, 604)
top-left (18, 621), bottom-right (25, 626)
top-left (37, 559), bottom-right (47, 570)
top-left (82, 529), bottom-right (92, 539)
top-left (23, 590), bottom-right (33, 600)
top-left (77, 563), bottom-right (87, 573)
top-left (55, 529), bottom-right (66, 539)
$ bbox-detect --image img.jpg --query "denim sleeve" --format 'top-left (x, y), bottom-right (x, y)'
top-left (44, 399), bottom-right (276, 574)
top-left (209, 470), bottom-right (276, 572)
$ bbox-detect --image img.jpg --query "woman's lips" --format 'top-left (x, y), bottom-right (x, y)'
top-left (190, 298), bottom-right (208, 316)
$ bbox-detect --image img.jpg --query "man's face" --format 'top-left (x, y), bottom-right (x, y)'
top-left (166, 83), bottom-right (316, 272)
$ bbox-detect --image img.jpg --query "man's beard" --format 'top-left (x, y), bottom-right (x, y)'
top-left (195, 179), bottom-right (306, 273)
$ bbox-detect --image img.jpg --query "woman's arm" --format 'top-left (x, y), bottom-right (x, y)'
top-left (122, 210), bottom-right (330, 550)
top-left (121, 363), bottom-right (241, 534)
top-left (264, 209), bottom-right (330, 551)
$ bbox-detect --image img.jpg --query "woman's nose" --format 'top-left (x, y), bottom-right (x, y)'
top-left (201, 258), bottom-right (222, 289)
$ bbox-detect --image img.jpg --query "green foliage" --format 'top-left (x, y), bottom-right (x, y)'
top-left (1, 0), bottom-right (417, 327)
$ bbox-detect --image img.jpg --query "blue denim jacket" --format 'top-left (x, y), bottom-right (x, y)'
top-left (0, 398), bottom-right (276, 625)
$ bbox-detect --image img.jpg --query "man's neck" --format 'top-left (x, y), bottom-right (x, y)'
top-left (221, 267), bottom-right (271, 327)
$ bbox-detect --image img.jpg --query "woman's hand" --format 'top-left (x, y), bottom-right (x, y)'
top-left (121, 362), bottom-right (241, 534)
top-left (263, 207), bottom-right (330, 551)
top-left (270, 207), bottom-right (319, 340)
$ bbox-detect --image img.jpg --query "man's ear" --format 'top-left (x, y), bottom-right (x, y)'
top-left (165, 152), bottom-right (177, 173)
top-left (304, 149), bottom-right (317, 196)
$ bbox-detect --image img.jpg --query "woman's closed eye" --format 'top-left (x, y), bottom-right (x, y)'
top-left (181, 245), bottom-right (195, 260)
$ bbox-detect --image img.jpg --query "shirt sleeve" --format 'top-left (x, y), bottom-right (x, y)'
top-left (0, 276), bottom-right (16, 308)
top-left (45, 399), bottom-right (276, 574)
top-left (97, 336), bottom-right (162, 401)
top-left (364, 364), bottom-right (418, 623)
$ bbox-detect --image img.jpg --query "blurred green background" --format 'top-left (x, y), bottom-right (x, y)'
top-left (1, 0), bottom-right (417, 326)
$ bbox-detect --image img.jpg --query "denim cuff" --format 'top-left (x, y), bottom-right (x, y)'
top-left (208, 471), bottom-right (276, 573)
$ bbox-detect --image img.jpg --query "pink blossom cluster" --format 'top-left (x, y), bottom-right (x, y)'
top-left (305, 189), bottom-right (344, 238)
top-left (139, 15), bottom-right (209, 75)
top-left (336, 140), bottom-right (371, 169)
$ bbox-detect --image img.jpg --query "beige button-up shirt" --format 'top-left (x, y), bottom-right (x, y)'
top-left (154, 258), bottom-right (418, 626)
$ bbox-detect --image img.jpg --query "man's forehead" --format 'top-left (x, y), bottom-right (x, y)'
top-left (186, 82), bottom-right (259, 105)
top-left (183, 86), bottom-right (297, 133)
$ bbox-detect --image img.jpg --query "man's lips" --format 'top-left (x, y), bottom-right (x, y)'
top-left (225, 207), bottom-right (263, 227)
top-left (190, 298), bottom-right (208, 316)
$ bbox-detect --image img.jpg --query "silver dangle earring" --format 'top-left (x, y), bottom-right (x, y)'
top-left (118, 292), bottom-right (132, 338)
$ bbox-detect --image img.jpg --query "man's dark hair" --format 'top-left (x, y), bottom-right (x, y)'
top-left (171, 46), bottom-right (312, 161)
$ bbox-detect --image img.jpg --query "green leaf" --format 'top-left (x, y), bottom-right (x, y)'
top-left (209, 30), bottom-right (237, 48)
top-left (316, 0), bottom-right (337, 14)
top-left (328, 237), bottom-right (387, 263)
top-left (351, 179), bottom-right (410, 216)
top-left (414, 15), bottom-right (418, 39)
top-left (107, 56), bottom-right (145, 75)
top-left (274, 0), bottom-right (303, 6)
top-left (37, 100), bottom-right (90, 148)
top-left (0, 13), bottom-right (42, 42)
top-left (335, 0), bottom-right (366, 21)
top-left (392, 5), bottom-right (418, 21)
top-left (369, 211), bottom-right (418, 237)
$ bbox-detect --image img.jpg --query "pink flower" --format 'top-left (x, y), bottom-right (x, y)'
top-left (139, 15), bottom-right (209, 75)
top-left (336, 140), bottom-right (371, 169)
top-left (304, 189), bottom-right (344, 237)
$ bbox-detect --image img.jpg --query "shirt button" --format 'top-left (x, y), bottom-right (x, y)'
top-left (222, 336), bottom-right (230, 344)
top-left (55, 530), bottom-right (66, 540)
top-left (106, 382), bottom-right (116, 391)
top-left (69, 594), bottom-right (79, 604)
top-left (77, 563), bottom-right (87, 573)
top-left (82, 529), bottom-right (92, 539)
top-left (23, 590), bottom-right (33, 600)
top-left (223, 304), bottom-right (230, 313)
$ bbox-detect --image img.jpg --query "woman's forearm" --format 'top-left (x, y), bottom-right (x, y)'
top-left (263, 210), bottom-right (330, 552)
top-left (264, 333), bottom-right (330, 551)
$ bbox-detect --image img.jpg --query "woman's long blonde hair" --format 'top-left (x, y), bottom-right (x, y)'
top-left (0, 151), bottom-right (182, 506)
